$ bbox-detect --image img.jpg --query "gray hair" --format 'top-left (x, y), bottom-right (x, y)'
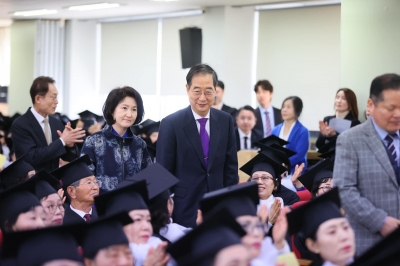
top-left (186, 64), bottom-right (218, 88)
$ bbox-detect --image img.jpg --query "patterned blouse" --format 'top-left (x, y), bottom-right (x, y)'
top-left (81, 124), bottom-right (153, 191)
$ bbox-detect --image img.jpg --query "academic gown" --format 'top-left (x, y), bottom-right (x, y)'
top-left (273, 186), bottom-right (300, 206)
top-left (62, 204), bottom-right (98, 224)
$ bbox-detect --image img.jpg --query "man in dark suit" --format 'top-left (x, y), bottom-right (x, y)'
top-left (253, 80), bottom-right (283, 138)
top-left (235, 105), bottom-right (262, 151)
top-left (157, 64), bottom-right (238, 228)
top-left (51, 155), bottom-right (99, 224)
top-left (213, 80), bottom-right (237, 122)
top-left (11, 76), bottom-right (86, 172)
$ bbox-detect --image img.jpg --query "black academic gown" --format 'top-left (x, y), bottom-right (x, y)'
top-left (63, 204), bottom-right (98, 224)
top-left (273, 186), bottom-right (300, 206)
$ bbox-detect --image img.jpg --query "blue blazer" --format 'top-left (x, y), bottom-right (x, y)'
top-left (271, 121), bottom-right (309, 173)
top-left (156, 106), bottom-right (238, 228)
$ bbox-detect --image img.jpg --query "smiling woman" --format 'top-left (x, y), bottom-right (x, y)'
top-left (81, 86), bottom-right (153, 191)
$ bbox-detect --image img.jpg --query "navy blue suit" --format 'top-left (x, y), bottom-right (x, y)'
top-left (156, 106), bottom-right (238, 227)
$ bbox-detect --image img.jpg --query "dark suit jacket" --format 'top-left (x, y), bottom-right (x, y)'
top-left (156, 106), bottom-right (238, 228)
top-left (234, 128), bottom-right (262, 152)
top-left (221, 104), bottom-right (237, 127)
top-left (63, 204), bottom-right (98, 224)
top-left (254, 106), bottom-right (282, 138)
top-left (315, 112), bottom-right (361, 150)
top-left (11, 108), bottom-right (78, 172)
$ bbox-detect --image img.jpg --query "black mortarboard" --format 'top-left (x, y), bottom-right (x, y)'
top-left (33, 170), bottom-right (59, 200)
top-left (298, 158), bottom-right (334, 192)
top-left (286, 187), bottom-right (342, 238)
top-left (119, 163), bottom-right (178, 210)
top-left (257, 143), bottom-right (296, 169)
top-left (240, 148), bottom-right (287, 178)
top-left (81, 212), bottom-right (132, 259)
top-left (78, 110), bottom-right (98, 120)
top-left (254, 135), bottom-right (289, 148)
top-left (0, 154), bottom-right (34, 189)
top-left (138, 119), bottom-right (156, 135)
top-left (168, 208), bottom-right (246, 266)
top-left (141, 121), bottom-right (160, 136)
top-left (51, 155), bottom-right (93, 190)
top-left (318, 138), bottom-right (337, 160)
top-left (2, 222), bottom-right (83, 265)
top-left (95, 179), bottom-right (149, 217)
top-left (95, 114), bottom-right (105, 123)
top-left (350, 226), bottom-right (400, 266)
top-left (70, 119), bottom-right (79, 129)
top-left (200, 182), bottom-right (259, 218)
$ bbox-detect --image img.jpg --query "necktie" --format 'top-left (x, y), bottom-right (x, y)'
top-left (197, 118), bottom-right (210, 168)
top-left (84, 213), bottom-right (91, 223)
top-left (43, 117), bottom-right (52, 145)
top-left (244, 136), bottom-right (248, 149)
top-left (385, 134), bottom-right (398, 164)
top-left (264, 111), bottom-right (271, 137)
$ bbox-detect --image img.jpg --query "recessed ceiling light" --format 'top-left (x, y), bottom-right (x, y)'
top-left (12, 9), bottom-right (58, 17)
top-left (68, 3), bottom-right (120, 11)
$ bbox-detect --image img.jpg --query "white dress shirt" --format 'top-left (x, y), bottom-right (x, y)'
top-left (212, 102), bottom-right (224, 110)
top-left (238, 128), bottom-right (252, 150)
top-left (191, 108), bottom-right (210, 138)
top-left (69, 204), bottom-right (92, 221)
top-left (30, 107), bottom-right (65, 146)
top-left (259, 105), bottom-right (276, 137)
top-left (279, 121), bottom-right (297, 142)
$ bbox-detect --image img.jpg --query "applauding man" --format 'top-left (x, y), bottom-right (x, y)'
top-left (12, 76), bottom-right (85, 171)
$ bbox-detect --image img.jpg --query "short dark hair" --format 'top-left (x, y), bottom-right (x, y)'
top-left (336, 88), bottom-right (359, 118)
top-left (254, 80), bottom-right (273, 93)
top-left (30, 76), bottom-right (55, 104)
top-left (370, 73), bottom-right (400, 104)
top-left (236, 105), bottom-right (256, 117)
top-left (102, 86), bottom-right (144, 126)
top-left (311, 177), bottom-right (331, 198)
top-left (282, 96), bottom-right (303, 118)
top-left (186, 64), bottom-right (218, 88)
top-left (217, 80), bottom-right (225, 90)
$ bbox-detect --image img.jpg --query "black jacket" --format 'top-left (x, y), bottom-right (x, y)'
top-left (315, 112), bottom-right (361, 150)
top-left (11, 108), bottom-right (78, 172)
top-left (234, 128), bottom-right (263, 152)
top-left (63, 204), bottom-right (98, 224)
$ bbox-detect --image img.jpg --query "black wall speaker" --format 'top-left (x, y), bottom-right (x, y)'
top-left (179, 27), bottom-right (202, 69)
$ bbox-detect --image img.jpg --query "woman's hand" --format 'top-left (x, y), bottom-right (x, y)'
top-left (268, 199), bottom-right (281, 225)
top-left (196, 209), bottom-right (203, 225)
top-left (257, 204), bottom-right (268, 224)
top-left (319, 121), bottom-right (336, 137)
top-left (291, 163), bottom-right (305, 183)
top-left (143, 242), bottom-right (170, 266)
top-left (58, 188), bottom-right (66, 204)
top-left (272, 207), bottom-right (290, 250)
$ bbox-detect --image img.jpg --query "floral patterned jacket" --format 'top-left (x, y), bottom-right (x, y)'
top-left (81, 124), bottom-right (153, 191)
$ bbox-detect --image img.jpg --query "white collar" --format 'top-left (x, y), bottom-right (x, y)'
top-left (259, 104), bottom-right (273, 114)
top-left (191, 108), bottom-right (210, 120)
top-left (238, 128), bottom-right (251, 138)
top-left (260, 195), bottom-right (275, 203)
top-left (70, 204), bottom-right (92, 218)
top-left (30, 106), bottom-right (48, 123)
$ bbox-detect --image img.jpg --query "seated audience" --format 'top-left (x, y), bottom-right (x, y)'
top-left (271, 96), bottom-right (309, 174)
top-left (316, 88), bottom-right (361, 150)
top-left (81, 86), bottom-right (152, 191)
top-left (51, 155), bottom-right (100, 224)
top-left (235, 105), bottom-right (262, 151)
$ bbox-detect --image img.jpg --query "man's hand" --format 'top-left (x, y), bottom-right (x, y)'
top-left (268, 199), bottom-right (281, 225)
top-left (196, 209), bottom-right (203, 225)
top-left (57, 126), bottom-right (86, 147)
top-left (380, 216), bottom-right (399, 237)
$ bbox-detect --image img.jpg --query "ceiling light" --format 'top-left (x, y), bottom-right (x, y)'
top-left (255, 0), bottom-right (341, 11)
top-left (68, 3), bottom-right (120, 11)
top-left (12, 9), bottom-right (58, 17)
top-left (99, 9), bottom-right (203, 23)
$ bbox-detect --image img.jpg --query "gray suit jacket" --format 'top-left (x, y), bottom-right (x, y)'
top-left (334, 118), bottom-right (400, 256)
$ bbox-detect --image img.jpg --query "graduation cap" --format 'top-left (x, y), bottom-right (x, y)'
top-left (167, 208), bottom-right (246, 266)
top-left (254, 135), bottom-right (289, 148)
top-left (350, 226), bottom-right (400, 266)
top-left (51, 155), bottom-right (93, 190)
top-left (33, 170), bottom-right (60, 200)
top-left (2, 221), bottom-right (83, 265)
top-left (200, 182), bottom-right (259, 218)
top-left (318, 138), bottom-right (337, 160)
top-left (141, 121), bottom-right (160, 136)
top-left (78, 110), bottom-right (98, 120)
top-left (0, 154), bottom-right (34, 189)
top-left (69, 118), bottom-right (80, 129)
top-left (240, 147), bottom-right (287, 179)
top-left (95, 179), bottom-right (149, 217)
top-left (119, 163), bottom-right (179, 210)
top-left (137, 119), bottom-right (156, 135)
top-left (297, 158), bottom-right (333, 193)
top-left (286, 187), bottom-right (342, 238)
top-left (81, 212), bottom-right (132, 259)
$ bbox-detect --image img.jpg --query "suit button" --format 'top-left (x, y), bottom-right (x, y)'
top-left (207, 173), bottom-right (209, 177)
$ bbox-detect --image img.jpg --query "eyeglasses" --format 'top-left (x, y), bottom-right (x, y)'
top-left (251, 176), bottom-right (274, 183)
top-left (318, 185), bottom-right (333, 193)
top-left (79, 180), bottom-right (102, 188)
top-left (44, 94), bottom-right (58, 101)
top-left (239, 222), bottom-right (268, 234)
top-left (46, 204), bottom-right (65, 214)
top-left (191, 89), bottom-right (215, 97)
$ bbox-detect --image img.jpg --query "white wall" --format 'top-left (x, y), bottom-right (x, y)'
top-left (257, 5), bottom-right (341, 130)
top-left (341, 0), bottom-right (400, 121)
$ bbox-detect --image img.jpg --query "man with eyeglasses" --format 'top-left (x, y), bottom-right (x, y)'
top-left (157, 64), bottom-right (238, 228)
top-left (11, 76), bottom-right (86, 172)
top-left (51, 155), bottom-right (100, 224)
